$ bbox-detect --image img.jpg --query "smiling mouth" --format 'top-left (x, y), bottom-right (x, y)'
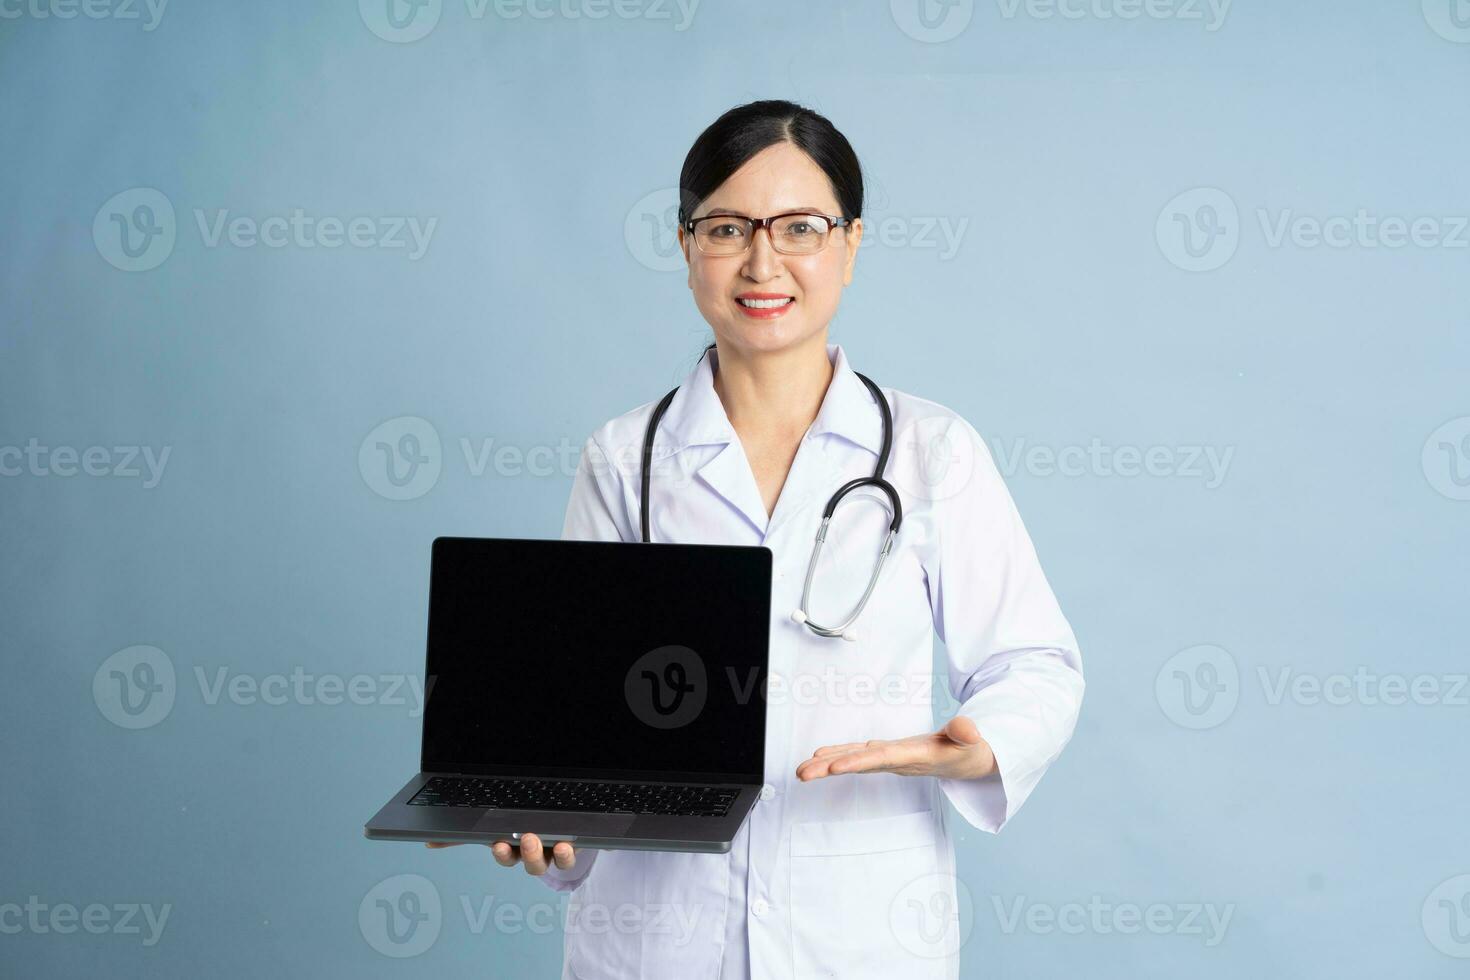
top-left (736, 297), bottom-right (795, 309)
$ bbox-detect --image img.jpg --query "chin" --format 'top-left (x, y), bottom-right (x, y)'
top-left (719, 320), bottom-right (824, 354)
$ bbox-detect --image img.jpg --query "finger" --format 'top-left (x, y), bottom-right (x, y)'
top-left (943, 715), bottom-right (983, 744)
top-left (550, 841), bottom-right (576, 871)
top-left (825, 752), bottom-right (880, 774)
top-left (489, 840), bottom-right (519, 866)
top-left (797, 749), bottom-right (867, 781)
top-left (832, 739), bottom-right (940, 776)
top-left (811, 741), bottom-right (871, 758)
top-left (520, 833), bottom-right (549, 875)
top-left (797, 741), bottom-right (883, 780)
top-left (826, 743), bottom-right (902, 775)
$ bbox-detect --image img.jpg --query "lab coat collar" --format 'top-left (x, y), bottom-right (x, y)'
top-left (651, 342), bottom-right (885, 539)
top-left (653, 342), bottom-right (885, 458)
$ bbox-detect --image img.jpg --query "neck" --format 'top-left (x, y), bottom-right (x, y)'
top-left (711, 334), bottom-right (834, 439)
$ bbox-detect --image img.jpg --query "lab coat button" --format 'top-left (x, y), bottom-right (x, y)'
top-left (751, 898), bottom-right (769, 916)
top-left (759, 783), bottom-right (775, 801)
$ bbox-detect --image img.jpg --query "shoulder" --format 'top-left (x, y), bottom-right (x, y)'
top-left (870, 384), bottom-right (1003, 507)
top-left (586, 396), bottom-right (665, 451)
top-left (880, 385), bottom-right (990, 453)
top-left (576, 395), bottom-right (668, 486)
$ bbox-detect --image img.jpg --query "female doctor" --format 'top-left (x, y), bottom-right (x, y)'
top-left (429, 100), bottom-right (1085, 979)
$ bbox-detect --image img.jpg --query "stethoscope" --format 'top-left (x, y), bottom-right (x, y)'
top-left (639, 351), bottom-right (903, 642)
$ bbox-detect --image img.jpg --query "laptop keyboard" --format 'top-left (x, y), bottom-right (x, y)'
top-left (407, 776), bottom-right (740, 817)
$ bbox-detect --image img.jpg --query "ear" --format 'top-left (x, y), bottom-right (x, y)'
top-left (677, 225), bottom-right (693, 288)
top-left (841, 217), bottom-right (863, 286)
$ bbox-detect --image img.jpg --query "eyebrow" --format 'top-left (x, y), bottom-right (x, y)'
top-left (698, 205), bottom-right (829, 217)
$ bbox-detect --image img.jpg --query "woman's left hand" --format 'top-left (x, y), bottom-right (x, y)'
top-left (794, 715), bottom-right (998, 782)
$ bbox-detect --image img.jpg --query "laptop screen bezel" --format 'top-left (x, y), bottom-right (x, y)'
top-left (416, 536), bottom-right (771, 786)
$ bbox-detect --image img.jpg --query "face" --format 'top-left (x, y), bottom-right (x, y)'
top-left (677, 141), bottom-right (863, 358)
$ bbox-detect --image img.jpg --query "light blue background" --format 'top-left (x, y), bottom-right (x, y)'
top-left (3, 0), bottom-right (1468, 976)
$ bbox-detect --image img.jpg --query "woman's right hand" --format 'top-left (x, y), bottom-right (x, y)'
top-left (425, 834), bottom-right (577, 876)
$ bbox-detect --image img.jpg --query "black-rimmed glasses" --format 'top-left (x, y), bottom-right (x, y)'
top-left (683, 211), bottom-right (854, 256)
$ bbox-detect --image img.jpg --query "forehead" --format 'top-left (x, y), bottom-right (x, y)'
top-left (696, 142), bottom-right (840, 215)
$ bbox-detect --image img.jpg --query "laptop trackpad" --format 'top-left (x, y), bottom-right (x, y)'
top-left (473, 809), bottom-right (636, 838)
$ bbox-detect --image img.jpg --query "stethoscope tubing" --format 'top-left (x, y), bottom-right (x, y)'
top-left (639, 353), bottom-right (902, 642)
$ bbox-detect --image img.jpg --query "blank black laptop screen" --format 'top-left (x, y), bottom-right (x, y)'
top-left (420, 537), bottom-right (771, 783)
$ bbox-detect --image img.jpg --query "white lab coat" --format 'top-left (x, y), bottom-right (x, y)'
top-left (544, 343), bottom-right (1084, 979)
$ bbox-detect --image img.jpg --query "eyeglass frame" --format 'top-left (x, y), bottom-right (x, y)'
top-left (681, 210), bottom-right (856, 255)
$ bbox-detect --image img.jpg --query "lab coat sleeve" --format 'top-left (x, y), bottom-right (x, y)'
top-left (537, 432), bottom-right (630, 893)
top-left (928, 416), bottom-right (1085, 834)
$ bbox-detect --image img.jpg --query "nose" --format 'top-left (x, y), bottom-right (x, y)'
top-left (741, 224), bottom-right (784, 281)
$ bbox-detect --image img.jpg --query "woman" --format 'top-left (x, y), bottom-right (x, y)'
top-left (432, 99), bottom-right (1085, 979)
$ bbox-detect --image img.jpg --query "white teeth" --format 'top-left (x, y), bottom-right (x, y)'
top-left (737, 297), bottom-right (794, 309)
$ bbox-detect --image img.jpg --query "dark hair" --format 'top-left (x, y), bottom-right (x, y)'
top-left (678, 99), bottom-right (864, 228)
top-left (678, 100), bottom-right (865, 359)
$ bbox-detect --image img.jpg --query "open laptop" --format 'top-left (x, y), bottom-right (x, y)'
top-left (364, 535), bottom-right (772, 854)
